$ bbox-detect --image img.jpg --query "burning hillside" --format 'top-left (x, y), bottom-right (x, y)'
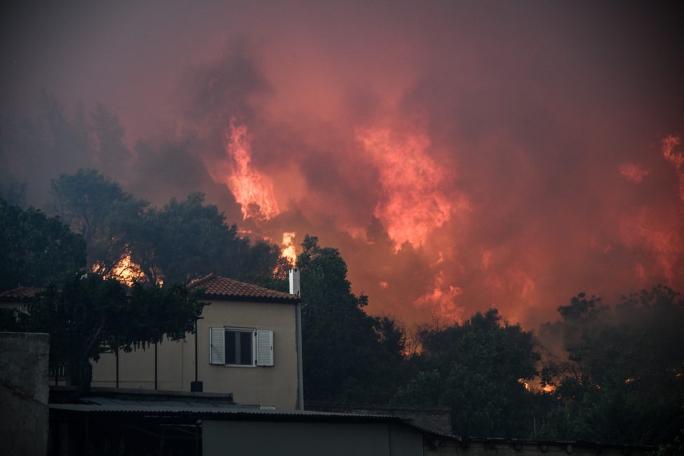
top-left (2, 1), bottom-right (683, 326)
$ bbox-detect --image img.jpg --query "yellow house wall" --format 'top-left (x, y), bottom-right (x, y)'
top-left (91, 299), bottom-right (299, 409)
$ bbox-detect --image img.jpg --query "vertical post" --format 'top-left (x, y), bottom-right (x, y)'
top-left (194, 319), bottom-right (199, 383)
top-left (191, 317), bottom-right (203, 392)
top-left (295, 301), bottom-right (304, 409)
top-left (154, 342), bottom-right (158, 391)
top-left (195, 421), bottom-right (201, 456)
top-left (290, 268), bottom-right (304, 410)
top-left (115, 347), bottom-right (119, 389)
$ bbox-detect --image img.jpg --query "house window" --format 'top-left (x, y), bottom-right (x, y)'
top-left (209, 327), bottom-right (274, 367)
top-left (225, 329), bottom-right (254, 366)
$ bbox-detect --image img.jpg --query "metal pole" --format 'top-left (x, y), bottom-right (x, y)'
top-left (154, 342), bottom-right (158, 391)
top-left (194, 319), bottom-right (198, 382)
top-left (115, 348), bottom-right (119, 389)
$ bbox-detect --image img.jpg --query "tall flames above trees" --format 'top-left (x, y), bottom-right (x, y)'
top-left (357, 127), bottom-right (467, 251)
top-left (206, 120), bottom-right (684, 323)
top-left (225, 120), bottom-right (280, 221)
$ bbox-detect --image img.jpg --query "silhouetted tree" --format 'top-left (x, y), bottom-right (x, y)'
top-left (0, 199), bottom-right (86, 290)
top-left (540, 286), bottom-right (684, 445)
top-left (393, 309), bottom-right (540, 437)
top-left (50, 170), bottom-right (284, 287)
top-left (135, 193), bottom-right (284, 286)
top-left (298, 235), bottom-right (406, 405)
top-left (23, 273), bottom-right (204, 392)
top-left (51, 169), bottom-right (147, 272)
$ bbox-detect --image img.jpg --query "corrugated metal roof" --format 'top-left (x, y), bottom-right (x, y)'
top-left (188, 274), bottom-right (299, 303)
top-left (50, 402), bottom-right (397, 420)
top-left (50, 396), bottom-right (455, 438)
top-left (81, 396), bottom-right (235, 409)
top-left (49, 400), bottom-right (458, 439)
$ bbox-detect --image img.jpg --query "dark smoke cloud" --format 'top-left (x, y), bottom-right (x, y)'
top-left (1, 0), bottom-right (683, 327)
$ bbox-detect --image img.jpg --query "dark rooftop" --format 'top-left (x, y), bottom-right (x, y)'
top-left (0, 287), bottom-right (43, 302)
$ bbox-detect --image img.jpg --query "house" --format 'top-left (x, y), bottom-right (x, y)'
top-left (90, 271), bottom-right (304, 409)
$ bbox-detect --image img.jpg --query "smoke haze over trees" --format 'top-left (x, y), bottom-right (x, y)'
top-left (2, 1), bottom-right (683, 327)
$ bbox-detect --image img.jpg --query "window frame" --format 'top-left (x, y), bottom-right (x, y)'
top-left (224, 326), bottom-right (256, 368)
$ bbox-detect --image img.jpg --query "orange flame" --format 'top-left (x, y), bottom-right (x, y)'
top-left (109, 253), bottom-right (146, 286)
top-left (619, 208), bottom-right (682, 283)
top-left (280, 231), bottom-right (297, 265)
top-left (518, 378), bottom-right (556, 394)
top-left (414, 271), bottom-right (463, 322)
top-left (226, 120), bottom-right (280, 220)
top-left (662, 134), bottom-right (684, 201)
top-left (92, 252), bottom-right (146, 287)
top-left (357, 128), bottom-right (460, 251)
top-left (618, 163), bottom-right (649, 183)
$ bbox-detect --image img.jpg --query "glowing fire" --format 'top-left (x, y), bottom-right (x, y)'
top-left (542, 384), bottom-right (556, 393)
top-left (281, 231), bottom-right (297, 265)
top-left (414, 271), bottom-right (463, 322)
top-left (519, 378), bottom-right (556, 394)
top-left (357, 128), bottom-right (462, 251)
top-left (226, 120), bottom-right (280, 220)
top-left (92, 252), bottom-right (146, 286)
top-left (618, 163), bottom-right (649, 183)
top-left (109, 253), bottom-right (146, 286)
top-left (619, 208), bottom-right (682, 283)
top-left (662, 134), bottom-right (684, 201)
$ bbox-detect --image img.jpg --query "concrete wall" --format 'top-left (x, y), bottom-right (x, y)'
top-left (0, 332), bottom-right (50, 456)
top-left (91, 299), bottom-right (299, 409)
top-left (203, 420), bottom-right (423, 456)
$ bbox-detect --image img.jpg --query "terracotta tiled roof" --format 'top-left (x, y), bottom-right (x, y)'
top-left (187, 274), bottom-right (298, 303)
top-left (0, 287), bottom-right (44, 302)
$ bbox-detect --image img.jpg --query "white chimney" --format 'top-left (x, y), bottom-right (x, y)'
top-left (288, 268), bottom-right (300, 297)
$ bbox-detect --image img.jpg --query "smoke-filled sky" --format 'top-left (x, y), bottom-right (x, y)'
top-left (2, 1), bottom-right (683, 327)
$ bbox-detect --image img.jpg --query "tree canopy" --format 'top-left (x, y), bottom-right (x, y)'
top-left (16, 273), bottom-right (204, 391)
top-left (538, 285), bottom-right (684, 445)
top-left (393, 309), bottom-right (540, 437)
top-left (51, 168), bottom-right (146, 273)
top-left (50, 169), bottom-right (285, 287)
top-left (297, 235), bottom-right (406, 405)
top-left (0, 198), bottom-right (86, 290)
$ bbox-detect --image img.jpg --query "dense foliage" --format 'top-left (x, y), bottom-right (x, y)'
top-left (50, 169), bottom-right (286, 287)
top-left (0, 199), bottom-right (86, 290)
top-left (537, 286), bottom-right (684, 444)
top-left (297, 235), bottom-right (406, 404)
top-left (393, 309), bottom-right (539, 437)
top-left (6, 274), bottom-right (204, 392)
top-left (51, 169), bottom-right (146, 272)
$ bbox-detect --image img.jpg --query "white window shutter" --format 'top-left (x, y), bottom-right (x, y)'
top-left (209, 327), bottom-right (225, 365)
top-left (255, 330), bottom-right (274, 367)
